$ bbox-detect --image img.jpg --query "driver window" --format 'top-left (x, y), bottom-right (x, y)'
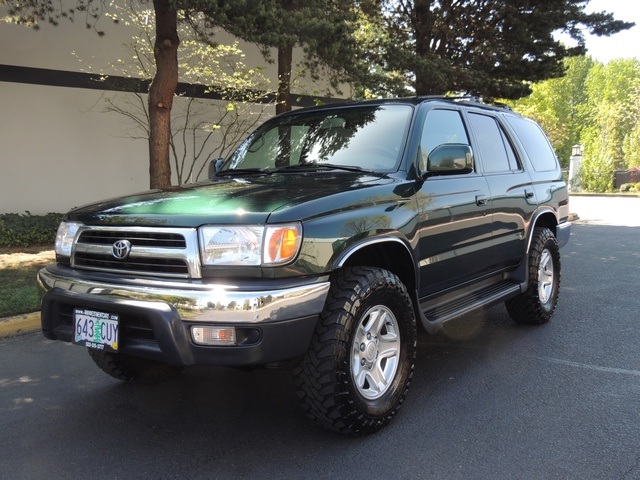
top-left (420, 109), bottom-right (470, 171)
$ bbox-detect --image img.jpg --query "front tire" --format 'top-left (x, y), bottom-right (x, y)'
top-left (88, 349), bottom-right (182, 383)
top-left (293, 267), bottom-right (416, 435)
top-left (506, 227), bottom-right (561, 325)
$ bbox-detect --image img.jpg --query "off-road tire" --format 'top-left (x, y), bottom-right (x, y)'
top-left (293, 266), bottom-right (416, 435)
top-left (88, 349), bottom-right (182, 383)
top-left (506, 227), bottom-right (561, 325)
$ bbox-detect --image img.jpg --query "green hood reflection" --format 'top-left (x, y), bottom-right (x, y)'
top-left (67, 173), bottom-right (393, 227)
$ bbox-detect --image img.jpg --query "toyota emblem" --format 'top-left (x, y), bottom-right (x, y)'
top-left (112, 239), bottom-right (132, 260)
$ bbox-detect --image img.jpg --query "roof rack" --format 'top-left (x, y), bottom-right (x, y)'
top-left (418, 95), bottom-right (513, 111)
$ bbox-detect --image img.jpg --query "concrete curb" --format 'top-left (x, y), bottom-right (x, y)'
top-left (0, 312), bottom-right (41, 338)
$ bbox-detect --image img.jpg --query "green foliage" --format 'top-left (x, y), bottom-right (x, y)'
top-left (512, 57), bottom-right (640, 192)
top-left (361, 0), bottom-right (633, 98)
top-left (511, 56), bottom-right (594, 167)
top-left (577, 59), bottom-right (640, 192)
top-left (194, 0), bottom-right (369, 106)
top-left (619, 183), bottom-right (639, 193)
top-left (0, 213), bottom-right (63, 248)
top-left (582, 59), bottom-right (640, 172)
top-left (622, 128), bottom-right (640, 169)
top-left (579, 126), bottom-right (616, 192)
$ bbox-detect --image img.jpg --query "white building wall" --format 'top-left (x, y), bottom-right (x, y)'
top-left (0, 82), bottom-right (150, 214)
top-left (0, 7), bottom-right (344, 214)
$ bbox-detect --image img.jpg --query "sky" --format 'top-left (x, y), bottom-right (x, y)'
top-left (581, 0), bottom-right (640, 63)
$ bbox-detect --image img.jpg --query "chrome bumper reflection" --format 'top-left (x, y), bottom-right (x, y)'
top-left (38, 268), bottom-right (330, 324)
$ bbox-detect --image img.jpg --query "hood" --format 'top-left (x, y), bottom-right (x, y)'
top-left (67, 172), bottom-right (395, 227)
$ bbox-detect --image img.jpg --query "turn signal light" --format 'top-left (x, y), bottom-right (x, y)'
top-left (192, 326), bottom-right (236, 346)
top-left (265, 225), bottom-right (301, 264)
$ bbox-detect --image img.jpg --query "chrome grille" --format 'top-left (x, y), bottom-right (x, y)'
top-left (72, 227), bottom-right (201, 278)
top-left (78, 230), bottom-right (186, 248)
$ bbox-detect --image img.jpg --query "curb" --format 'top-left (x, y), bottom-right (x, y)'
top-left (0, 312), bottom-right (41, 338)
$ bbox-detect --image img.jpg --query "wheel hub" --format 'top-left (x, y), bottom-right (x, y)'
top-left (538, 248), bottom-right (554, 304)
top-left (362, 340), bottom-right (378, 363)
top-left (351, 305), bottom-right (400, 400)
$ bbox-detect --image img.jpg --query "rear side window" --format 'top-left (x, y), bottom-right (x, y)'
top-left (506, 116), bottom-right (558, 172)
top-left (467, 113), bottom-right (519, 173)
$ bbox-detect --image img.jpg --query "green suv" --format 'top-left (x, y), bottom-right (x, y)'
top-left (39, 97), bottom-right (571, 435)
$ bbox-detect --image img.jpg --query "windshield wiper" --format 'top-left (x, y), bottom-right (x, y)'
top-left (272, 163), bottom-right (374, 174)
top-left (214, 168), bottom-right (272, 177)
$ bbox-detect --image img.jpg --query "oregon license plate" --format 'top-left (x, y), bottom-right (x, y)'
top-left (73, 309), bottom-right (119, 352)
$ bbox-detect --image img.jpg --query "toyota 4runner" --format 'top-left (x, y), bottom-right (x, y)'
top-left (39, 96), bottom-right (571, 435)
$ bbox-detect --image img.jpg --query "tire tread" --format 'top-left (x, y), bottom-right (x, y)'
top-left (293, 266), bottom-right (416, 435)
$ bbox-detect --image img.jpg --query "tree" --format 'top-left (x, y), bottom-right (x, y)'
top-left (368, 0), bottom-right (633, 99)
top-left (4, 0), bottom-right (182, 188)
top-left (147, 0), bottom-right (178, 188)
top-left (192, 0), bottom-right (367, 114)
top-left (512, 56), bottom-right (640, 192)
top-left (580, 59), bottom-right (640, 191)
top-left (511, 56), bottom-right (594, 166)
top-left (75, 2), bottom-right (273, 184)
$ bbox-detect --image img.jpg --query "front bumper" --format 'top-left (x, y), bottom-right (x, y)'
top-left (38, 265), bottom-right (330, 366)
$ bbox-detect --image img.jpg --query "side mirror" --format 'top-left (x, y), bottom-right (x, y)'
top-left (208, 158), bottom-right (226, 179)
top-left (425, 144), bottom-right (473, 177)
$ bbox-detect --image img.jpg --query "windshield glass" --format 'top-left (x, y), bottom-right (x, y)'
top-left (224, 105), bottom-right (413, 173)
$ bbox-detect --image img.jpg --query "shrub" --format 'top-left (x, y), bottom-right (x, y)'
top-left (0, 212), bottom-right (64, 247)
top-left (619, 182), bottom-right (639, 193)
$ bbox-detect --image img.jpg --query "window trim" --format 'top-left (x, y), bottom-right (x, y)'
top-left (464, 110), bottom-right (524, 175)
top-left (418, 107), bottom-right (477, 177)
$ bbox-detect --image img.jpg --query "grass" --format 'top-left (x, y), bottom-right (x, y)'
top-left (0, 246), bottom-right (55, 318)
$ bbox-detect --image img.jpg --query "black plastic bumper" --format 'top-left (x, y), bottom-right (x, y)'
top-left (41, 288), bottom-right (319, 367)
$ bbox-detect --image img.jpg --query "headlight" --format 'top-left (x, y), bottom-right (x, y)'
top-left (199, 223), bottom-right (302, 266)
top-left (54, 221), bottom-right (83, 257)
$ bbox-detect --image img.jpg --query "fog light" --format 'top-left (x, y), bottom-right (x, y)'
top-left (192, 326), bottom-right (236, 346)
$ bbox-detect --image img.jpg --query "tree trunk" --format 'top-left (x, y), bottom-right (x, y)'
top-left (276, 45), bottom-right (293, 115)
top-left (148, 0), bottom-right (179, 189)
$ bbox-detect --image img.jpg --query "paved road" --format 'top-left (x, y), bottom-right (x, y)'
top-left (1, 196), bottom-right (639, 479)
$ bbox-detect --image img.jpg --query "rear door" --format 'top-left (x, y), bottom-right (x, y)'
top-left (464, 110), bottom-right (537, 269)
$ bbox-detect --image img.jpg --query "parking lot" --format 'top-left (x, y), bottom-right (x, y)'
top-left (1, 195), bottom-right (639, 479)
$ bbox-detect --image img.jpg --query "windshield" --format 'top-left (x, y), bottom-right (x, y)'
top-left (223, 105), bottom-right (412, 173)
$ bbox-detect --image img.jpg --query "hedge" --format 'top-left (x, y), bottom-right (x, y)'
top-left (0, 212), bottom-right (64, 247)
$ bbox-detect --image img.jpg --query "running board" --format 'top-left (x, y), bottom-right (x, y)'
top-left (419, 280), bottom-right (521, 333)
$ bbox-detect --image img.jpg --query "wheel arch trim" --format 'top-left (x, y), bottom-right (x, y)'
top-left (527, 208), bottom-right (559, 253)
top-left (335, 235), bottom-right (415, 269)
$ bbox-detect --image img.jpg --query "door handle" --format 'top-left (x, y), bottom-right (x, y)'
top-left (525, 189), bottom-right (534, 198)
top-left (476, 195), bottom-right (488, 206)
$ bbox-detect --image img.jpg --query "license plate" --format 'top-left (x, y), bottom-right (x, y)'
top-left (73, 309), bottom-right (119, 352)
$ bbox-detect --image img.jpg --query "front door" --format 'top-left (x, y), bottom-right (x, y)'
top-left (416, 108), bottom-right (494, 297)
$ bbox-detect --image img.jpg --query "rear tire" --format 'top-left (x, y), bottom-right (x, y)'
top-left (293, 266), bottom-right (416, 435)
top-left (88, 349), bottom-right (182, 383)
top-left (506, 227), bottom-right (561, 325)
